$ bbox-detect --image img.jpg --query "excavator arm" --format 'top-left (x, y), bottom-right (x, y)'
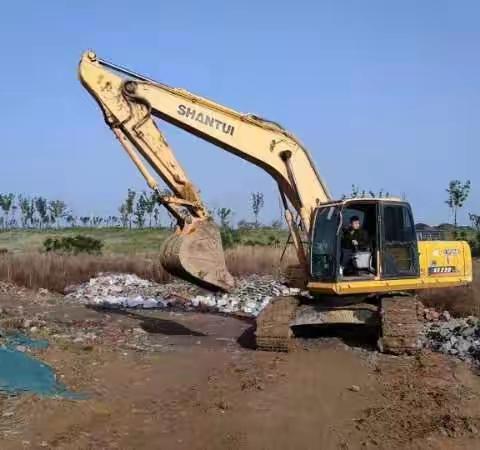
top-left (79, 51), bottom-right (331, 291)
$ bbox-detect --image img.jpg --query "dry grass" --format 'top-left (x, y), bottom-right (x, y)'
top-left (225, 246), bottom-right (296, 277)
top-left (0, 246), bottom-right (297, 294)
top-left (420, 259), bottom-right (480, 317)
top-left (0, 252), bottom-right (171, 293)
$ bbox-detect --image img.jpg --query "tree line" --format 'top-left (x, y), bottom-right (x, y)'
top-left (0, 180), bottom-right (476, 236)
top-left (0, 191), bottom-right (167, 230)
top-left (0, 191), bottom-right (273, 231)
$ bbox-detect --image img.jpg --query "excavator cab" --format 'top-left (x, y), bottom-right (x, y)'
top-left (310, 199), bottom-right (419, 285)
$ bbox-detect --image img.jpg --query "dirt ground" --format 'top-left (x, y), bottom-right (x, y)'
top-left (1, 289), bottom-right (480, 450)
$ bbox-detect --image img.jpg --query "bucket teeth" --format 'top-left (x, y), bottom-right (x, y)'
top-left (160, 220), bottom-right (235, 292)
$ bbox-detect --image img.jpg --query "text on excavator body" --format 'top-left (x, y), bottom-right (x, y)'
top-left (177, 104), bottom-right (235, 136)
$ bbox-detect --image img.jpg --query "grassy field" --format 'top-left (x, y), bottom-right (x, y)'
top-left (0, 228), bottom-right (171, 254)
top-left (0, 227), bottom-right (289, 255)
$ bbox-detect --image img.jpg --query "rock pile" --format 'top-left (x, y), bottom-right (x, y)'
top-left (66, 273), bottom-right (303, 317)
top-left (424, 309), bottom-right (480, 366)
top-left (0, 282), bottom-right (25, 296)
top-left (189, 275), bottom-right (302, 316)
top-left (66, 274), bottom-right (175, 309)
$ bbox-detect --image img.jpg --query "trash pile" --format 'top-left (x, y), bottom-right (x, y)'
top-left (424, 308), bottom-right (480, 366)
top-left (66, 273), bottom-right (302, 317)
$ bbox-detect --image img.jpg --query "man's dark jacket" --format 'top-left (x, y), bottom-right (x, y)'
top-left (341, 228), bottom-right (369, 251)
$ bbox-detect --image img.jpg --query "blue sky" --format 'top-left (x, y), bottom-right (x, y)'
top-left (0, 0), bottom-right (477, 225)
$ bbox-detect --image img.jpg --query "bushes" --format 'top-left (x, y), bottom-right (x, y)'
top-left (44, 235), bottom-right (103, 255)
top-left (463, 231), bottom-right (480, 257)
top-left (220, 227), bottom-right (241, 249)
top-left (469, 240), bottom-right (480, 258)
top-left (220, 227), bottom-right (285, 248)
top-left (470, 232), bottom-right (480, 257)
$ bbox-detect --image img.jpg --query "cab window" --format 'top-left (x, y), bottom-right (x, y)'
top-left (311, 206), bottom-right (340, 280)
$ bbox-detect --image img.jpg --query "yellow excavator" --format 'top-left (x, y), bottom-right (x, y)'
top-left (79, 51), bottom-right (472, 354)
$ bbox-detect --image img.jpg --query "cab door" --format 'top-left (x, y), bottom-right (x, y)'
top-left (380, 202), bottom-right (420, 279)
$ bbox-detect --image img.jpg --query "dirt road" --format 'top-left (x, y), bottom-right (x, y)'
top-left (1, 289), bottom-right (480, 450)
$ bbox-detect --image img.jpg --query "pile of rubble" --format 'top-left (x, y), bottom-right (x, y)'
top-left (0, 281), bottom-right (26, 296)
top-left (424, 308), bottom-right (480, 365)
top-left (65, 273), bottom-right (302, 317)
top-left (189, 275), bottom-right (302, 316)
top-left (65, 273), bottom-right (180, 309)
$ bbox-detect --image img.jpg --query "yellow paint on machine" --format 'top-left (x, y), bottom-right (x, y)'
top-left (308, 241), bottom-right (472, 296)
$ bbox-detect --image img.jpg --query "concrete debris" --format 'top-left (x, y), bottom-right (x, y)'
top-left (423, 309), bottom-right (480, 366)
top-left (66, 273), bottom-right (304, 317)
top-left (0, 282), bottom-right (25, 296)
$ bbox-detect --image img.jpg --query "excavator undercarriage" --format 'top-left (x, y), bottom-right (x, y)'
top-left (255, 294), bottom-right (423, 354)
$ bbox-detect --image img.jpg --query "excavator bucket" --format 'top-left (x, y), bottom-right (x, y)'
top-left (160, 219), bottom-right (235, 292)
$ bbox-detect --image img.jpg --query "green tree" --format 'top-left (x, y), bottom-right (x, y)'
top-left (34, 197), bottom-right (49, 229)
top-left (144, 191), bottom-right (157, 228)
top-left (153, 206), bottom-right (161, 228)
top-left (469, 213), bottom-right (480, 256)
top-left (351, 185), bottom-right (362, 198)
top-left (446, 180), bottom-right (471, 229)
top-left (66, 214), bottom-right (77, 227)
top-left (216, 207), bottom-right (236, 248)
top-left (250, 192), bottom-right (264, 228)
top-left (91, 216), bottom-right (103, 227)
top-left (48, 200), bottom-right (68, 228)
top-left (343, 186), bottom-right (389, 200)
top-left (0, 193), bottom-right (15, 230)
top-left (18, 195), bottom-right (35, 228)
top-left (125, 189), bottom-right (136, 229)
top-left (134, 192), bottom-right (148, 229)
top-left (216, 207), bottom-right (233, 228)
top-left (106, 215), bottom-right (118, 227)
top-left (79, 216), bottom-right (90, 227)
top-left (469, 213), bottom-right (480, 231)
top-left (119, 203), bottom-right (128, 228)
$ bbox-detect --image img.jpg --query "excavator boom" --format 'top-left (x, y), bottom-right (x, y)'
top-left (79, 51), bottom-right (331, 291)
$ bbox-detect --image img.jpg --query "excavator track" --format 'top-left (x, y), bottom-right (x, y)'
top-left (379, 295), bottom-right (423, 355)
top-left (255, 296), bottom-right (300, 352)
